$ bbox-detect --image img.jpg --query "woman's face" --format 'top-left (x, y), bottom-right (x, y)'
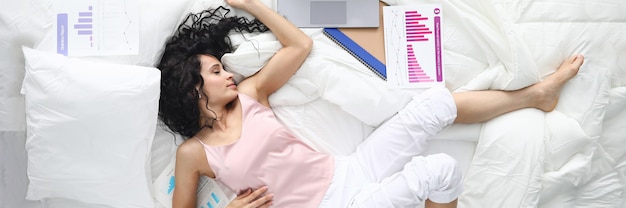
top-left (197, 55), bottom-right (237, 105)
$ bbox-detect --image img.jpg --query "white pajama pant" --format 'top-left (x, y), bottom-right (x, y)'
top-left (319, 86), bottom-right (463, 208)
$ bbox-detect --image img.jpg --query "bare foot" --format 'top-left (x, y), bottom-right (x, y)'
top-left (532, 54), bottom-right (584, 111)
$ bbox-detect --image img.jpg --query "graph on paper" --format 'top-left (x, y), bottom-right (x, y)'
top-left (383, 5), bottom-right (443, 88)
top-left (54, 0), bottom-right (139, 56)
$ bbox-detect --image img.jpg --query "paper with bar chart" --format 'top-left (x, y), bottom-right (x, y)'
top-left (54, 0), bottom-right (139, 56)
top-left (383, 4), bottom-right (443, 89)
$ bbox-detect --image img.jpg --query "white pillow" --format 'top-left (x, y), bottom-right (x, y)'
top-left (21, 47), bottom-right (160, 208)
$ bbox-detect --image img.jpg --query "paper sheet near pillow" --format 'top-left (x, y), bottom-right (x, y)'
top-left (20, 47), bottom-right (160, 208)
top-left (52, 0), bottom-right (140, 56)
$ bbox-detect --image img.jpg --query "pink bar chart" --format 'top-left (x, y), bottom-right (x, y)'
top-left (407, 45), bottom-right (434, 83)
top-left (405, 10), bottom-right (434, 83)
top-left (383, 4), bottom-right (443, 88)
top-left (405, 11), bottom-right (432, 42)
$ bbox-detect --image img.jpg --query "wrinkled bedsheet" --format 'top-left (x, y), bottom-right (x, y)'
top-left (223, 0), bottom-right (626, 207)
top-left (431, 0), bottom-right (626, 207)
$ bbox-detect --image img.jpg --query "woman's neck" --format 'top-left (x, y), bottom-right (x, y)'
top-left (198, 99), bottom-right (235, 130)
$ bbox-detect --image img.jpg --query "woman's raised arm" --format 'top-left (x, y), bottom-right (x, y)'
top-left (229, 0), bottom-right (313, 106)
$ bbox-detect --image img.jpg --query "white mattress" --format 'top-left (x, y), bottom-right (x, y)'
top-left (2, 0), bottom-right (625, 207)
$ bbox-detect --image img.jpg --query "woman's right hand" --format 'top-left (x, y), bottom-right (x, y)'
top-left (226, 186), bottom-right (273, 208)
top-left (225, 0), bottom-right (256, 10)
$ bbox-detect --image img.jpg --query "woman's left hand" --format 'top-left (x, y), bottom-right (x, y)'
top-left (226, 186), bottom-right (273, 208)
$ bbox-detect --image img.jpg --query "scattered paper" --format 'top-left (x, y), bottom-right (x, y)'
top-left (384, 4), bottom-right (444, 88)
top-left (153, 157), bottom-right (236, 208)
top-left (53, 0), bottom-right (139, 56)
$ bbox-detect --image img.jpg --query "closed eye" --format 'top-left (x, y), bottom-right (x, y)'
top-left (210, 63), bottom-right (222, 74)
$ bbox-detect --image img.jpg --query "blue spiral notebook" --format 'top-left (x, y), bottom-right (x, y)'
top-left (323, 28), bottom-right (387, 80)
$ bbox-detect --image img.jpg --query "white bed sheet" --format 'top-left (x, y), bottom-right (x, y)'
top-left (2, 0), bottom-right (625, 208)
top-left (220, 0), bottom-right (626, 207)
top-left (386, 0), bottom-right (626, 207)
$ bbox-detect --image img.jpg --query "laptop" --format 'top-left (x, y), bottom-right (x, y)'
top-left (276, 0), bottom-right (379, 28)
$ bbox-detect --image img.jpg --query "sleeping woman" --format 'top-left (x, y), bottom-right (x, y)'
top-left (157, 0), bottom-right (584, 207)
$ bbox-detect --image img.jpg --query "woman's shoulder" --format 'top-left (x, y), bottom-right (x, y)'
top-left (176, 137), bottom-right (215, 177)
top-left (176, 138), bottom-right (205, 164)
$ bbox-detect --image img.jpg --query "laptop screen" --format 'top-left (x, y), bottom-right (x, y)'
top-left (310, 1), bottom-right (347, 24)
top-left (276, 0), bottom-right (379, 28)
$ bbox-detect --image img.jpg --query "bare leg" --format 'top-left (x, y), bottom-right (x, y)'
top-left (426, 199), bottom-right (457, 208)
top-left (453, 55), bottom-right (584, 123)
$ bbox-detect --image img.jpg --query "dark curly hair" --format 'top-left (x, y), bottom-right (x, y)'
top-left (157, 6), bottom-right (269, 138)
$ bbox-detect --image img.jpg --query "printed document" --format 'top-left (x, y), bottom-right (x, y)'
top-left (53, 0), bottom-right (139, 56)
top-left (383, 4), bottom-right (444, 88)
top-left (153, 158), bottom-right (236, 208)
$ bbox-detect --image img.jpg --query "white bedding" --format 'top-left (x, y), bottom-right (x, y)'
top-left (221, 0), bottom-right (626, 207)
top-left (1, 0), bottom-right (625, 208)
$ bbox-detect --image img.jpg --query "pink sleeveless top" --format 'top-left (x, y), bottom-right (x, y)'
top-left (195, 93), bottom-right (334, 207)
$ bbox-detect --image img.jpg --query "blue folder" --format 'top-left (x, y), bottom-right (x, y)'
top-left (323, 28), bottom-right (387, 80)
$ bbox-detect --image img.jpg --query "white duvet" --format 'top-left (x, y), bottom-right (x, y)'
top-left (221, 0), bottom-right (626, 207)
top-left (1, 0), bottom-right (625, 207)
